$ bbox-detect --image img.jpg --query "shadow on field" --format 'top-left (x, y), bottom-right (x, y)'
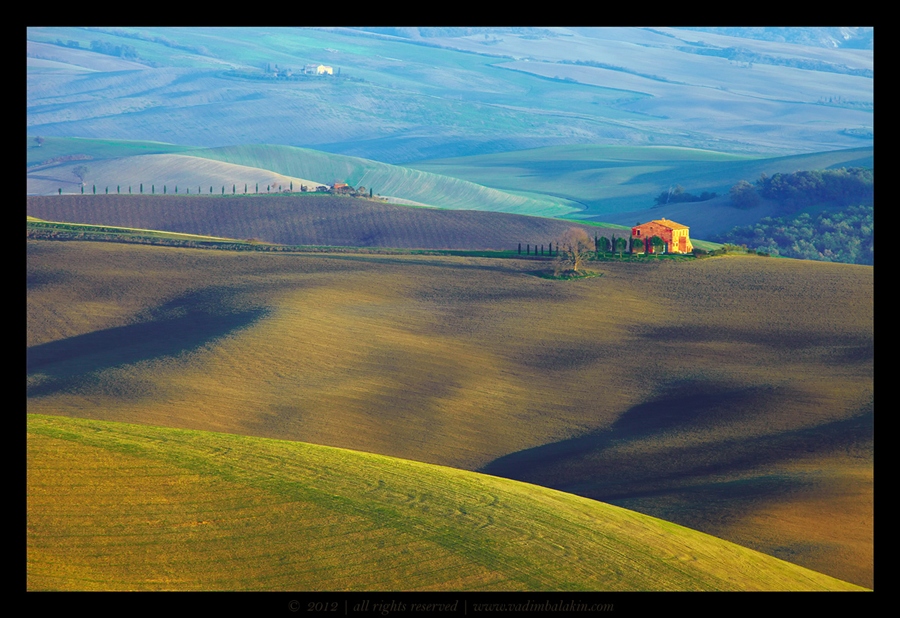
top-left (315, 253), bottom-right (540, 275)
top-left (640, 324), bottom-right (873, 357)
top-left (480, 380), bottom-right (873, 509)
top-left (27, 288), bottom-right (268, 399)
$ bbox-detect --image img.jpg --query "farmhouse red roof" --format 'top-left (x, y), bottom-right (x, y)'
top-left (639, 218), bottom-right (689, 230)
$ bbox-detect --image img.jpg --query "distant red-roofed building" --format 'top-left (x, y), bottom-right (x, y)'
top-left (329, 181), bottom-right (353, 194)
top-left (631, 219), bottom-right (693, 254)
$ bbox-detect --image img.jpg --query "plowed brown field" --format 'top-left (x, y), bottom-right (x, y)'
top-left (27, 240), bottom-right (873, 588)
top-left (26, 195), bottom-right (623, 251)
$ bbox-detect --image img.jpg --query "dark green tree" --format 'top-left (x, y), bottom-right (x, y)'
top-left (729, 180), bottom-right (760, 209)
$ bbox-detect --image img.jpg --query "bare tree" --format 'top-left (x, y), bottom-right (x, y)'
top-left (554, 227), bottom-right (594, 275)
top-left (72, 165), bottom-right (88, 186)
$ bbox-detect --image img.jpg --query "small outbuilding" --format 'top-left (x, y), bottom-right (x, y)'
top-left (631, 218), bottom-right (693, 254)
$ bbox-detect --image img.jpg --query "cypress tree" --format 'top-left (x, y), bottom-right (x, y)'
top-left (163, 185), bottom-right (166, 194)
top-left (92, 185), bottom-right (96, 194)
top-left (117, 185), bottom-right (120, 194)
top-left (58, 188), bottom-right (62, 195)
top-left (105, 186), bottom-right (108, 194)
top-left (140, 183), bottom-right (143, 194)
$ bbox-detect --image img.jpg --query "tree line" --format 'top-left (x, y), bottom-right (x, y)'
top-left (729, 167), bottom-right (873, 211)
top-left (61, 167), bottom-right (377, 199)
top-left (713, 204), bottom-right (873, 265)
top-left (653, 185), bottom-right (717, 206)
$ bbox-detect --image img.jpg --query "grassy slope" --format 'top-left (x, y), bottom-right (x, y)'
top-left (27, 138), bottom-right (579, 216)
top-left (27, 153), bottom-right (321, 197)
top-left (27, 138), bottom-right (873, 238)
top-left (26, 241), bottom-right (873, 587)
top-left (27, 414), bottom-right (866, 591)
top-left (187, 144), bottom-right (579, 216)
top-left (411, 145), bottom-right (874, 221)
top-left (26, 136), bottom-right (193, 167)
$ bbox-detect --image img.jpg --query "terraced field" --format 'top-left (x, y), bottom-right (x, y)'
top-left (27, 414), bottom-right (866, 591)
top-left (27, 240), bottom-right (873, 588)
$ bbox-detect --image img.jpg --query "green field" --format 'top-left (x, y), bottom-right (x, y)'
top-left (28, 139), bottom-right (579, 217)
top-left (27, 240), bottom-right (872, 589)
top-left (27, 414), bottom-right (866, 591)
top-left (28, 138), bottom-right (873, 239)
top-left (412, 144), bottom-right (874, 219)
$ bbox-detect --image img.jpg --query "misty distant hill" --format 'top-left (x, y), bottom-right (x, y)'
top-left (27, 27), bottom-right (872, 165)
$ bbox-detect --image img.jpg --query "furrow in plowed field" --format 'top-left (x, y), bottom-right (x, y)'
top-left (26, 195), bottom-right (622, 250)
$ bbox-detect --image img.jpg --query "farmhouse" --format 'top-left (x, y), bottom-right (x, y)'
top-left (631, 219), bottom-right (693, 254)
top-left (329, 181), bottom-right (353, 194)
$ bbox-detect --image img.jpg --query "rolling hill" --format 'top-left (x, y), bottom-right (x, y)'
top-left (27, 27), bottom-right (872, 163)
top-left (412, 145), bottom-right (874, 236)
top-left (25, 194), bottom-right (619, 251)
top-left (27, 414), bottom-right (866, 591)
top-left (27, 138), bottom-right (578, 217)
top-left (27, 239), bottom-right (873, 588)
top-left (28, 137), bottom-right (873, 238)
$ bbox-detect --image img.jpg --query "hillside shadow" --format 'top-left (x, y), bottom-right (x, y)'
top-left (27, 288), bottom-right (268, 399)
top-left (480, 380), bottom-right (873, 507)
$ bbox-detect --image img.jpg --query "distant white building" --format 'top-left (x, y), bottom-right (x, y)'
top-left (305, 64), bottom-right (333, 75)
